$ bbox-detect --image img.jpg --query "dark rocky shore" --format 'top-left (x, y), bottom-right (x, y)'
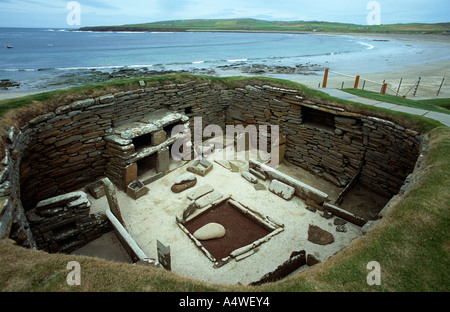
top-left (0, 62), bottom-right (323, 93)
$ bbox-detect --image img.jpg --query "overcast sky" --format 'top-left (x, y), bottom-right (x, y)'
top-left (0, 0), bottom-right (449, 28)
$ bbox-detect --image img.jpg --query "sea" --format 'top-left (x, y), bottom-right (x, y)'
top-left (0, 27), bottom-right (412, 91)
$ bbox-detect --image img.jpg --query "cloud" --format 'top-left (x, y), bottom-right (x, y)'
top-left (83, 0), bottom-right (120, 10)
top-left (1, 0), bottom-right (449, 28)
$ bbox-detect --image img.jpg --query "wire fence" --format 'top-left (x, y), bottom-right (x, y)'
top-left (320, 68), bottom-right (447, 98)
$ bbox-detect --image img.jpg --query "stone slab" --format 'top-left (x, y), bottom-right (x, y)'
top-left (186, 184), bottom-right (214, 201)
top-left (85, 181), bottom-right (106, 199)
top-left (195, 190), bottom-right (223, 209)
top-left (241, 171), bottom-right (258, 184)
top-left (269, 179), bottom-right (295, 200)
top-left (250, 160), bottom-right (328, 205)
top-left (307, 225), bottom-right (334, 245)
top-left (157, 239), bottom-right (171, 271)
top-left (174, 173), bottom-right (196, 185)
top-left (323, 202), bottom-right (367, 226)
top-left (171, 179), bottom-right (197, 193)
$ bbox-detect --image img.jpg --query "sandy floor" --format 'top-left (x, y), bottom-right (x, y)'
top-left (86, 150), bottom-right (363, 286)
top-left (70, 231), bottom-right (133, 264)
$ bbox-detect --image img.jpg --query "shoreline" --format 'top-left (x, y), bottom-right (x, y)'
top-left (1, 32), bottom-right (449, 100)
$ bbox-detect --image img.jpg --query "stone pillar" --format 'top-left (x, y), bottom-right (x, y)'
top-left (151, 130), bottom-right (166, 146)
top-left (157, 239), bottom-right (171, 271)
top-left (156, 147), bottom-right (170, 173)
top-left (102, 178), bottom-right (125, 226)
top-left (123, 163), bottom-right (137, 190)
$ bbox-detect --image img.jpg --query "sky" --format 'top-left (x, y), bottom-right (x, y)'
top-left (0, 0), bottom-right (449, 28)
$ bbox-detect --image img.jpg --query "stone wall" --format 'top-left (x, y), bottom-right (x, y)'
top-left (26, 191), bottom-right (111, 253)
top-left (226, 84), bottom-right (421, 198)
top-left (19, 81), bottom-right (229, 210)
top-left (0, 78), bottom-right (423, 250)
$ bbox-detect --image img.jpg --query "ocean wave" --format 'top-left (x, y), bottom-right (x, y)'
top-left (227, 59), bottom-right (248, 62)
top-left (0, 65), bottom-right (156, 72)
top-left (358, 41), bottom-right (375, 50)
top-left (0, 68), bottom-right (39, 72)
top-left (54, 64), bottom-right (155, 70)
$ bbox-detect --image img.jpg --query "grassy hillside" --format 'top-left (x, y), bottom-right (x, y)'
top-left (79, 18), bottom-right (450, 34)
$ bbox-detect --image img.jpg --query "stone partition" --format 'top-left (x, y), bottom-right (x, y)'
top-left (0, 77), bottom-right (423, 252)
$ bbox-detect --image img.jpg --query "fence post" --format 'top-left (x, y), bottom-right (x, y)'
top-left (413, 77), bottom-right (421, 96)
top-left (396, 78), bottom-right (403, 96)
top-left (354, 75), bottom-right (360, 89)
top-left (322, 68), bottom-right (329, 88)
top-left (380, 80), bottom-right (385, 93)
top-left (437, 77), bottom-right (445, 96)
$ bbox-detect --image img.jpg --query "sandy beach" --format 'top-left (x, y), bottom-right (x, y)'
top-left (221, 32), bottom-right (450, 98)
top-left (1, 32), bottom-right (449, 100)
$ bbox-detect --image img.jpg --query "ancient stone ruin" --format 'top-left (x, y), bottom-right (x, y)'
top-left (0, 77), bottom-right (424, 285)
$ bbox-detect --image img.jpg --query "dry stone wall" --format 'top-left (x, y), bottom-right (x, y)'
top-left (226, 84), bottom-right (421, 198)
top-left (0, 79), bottom-right (422, 251)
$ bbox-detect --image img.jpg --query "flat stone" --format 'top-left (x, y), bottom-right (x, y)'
top-left (171, 179), bottom-right (197, 193)
top-left (36, 191), bottom-right (84, 212)
top-left (229, 161), bottom-right (240, 172)
top-left (249, 168), bottom-right (267, 180)
top-left (333, 218), bottom-right (347, 225)
top-left (269, 179), bottom-right (295, 200)
top-left (182, 201), bottom-right (197, 221)
top-left (195, 190), bottom-right (223, 209)
top-left (254, 183), bottom-right (266, 191)
top-left (306, 254), bottom-right (321, 266)
top-left (335, 224), bottom-right (347, 232)
top-left (174, 173), bottom-right (196, 185)
top-left (214, 160), bottom-right (231, 170)
top-left (307, 225), bottom-right (334, 245)
top-left (193, 222), bottom-right (226, 240)
top-left (186, 184), bottom-right (214, 201)
top-left (322, 210), bottom-right (333, 219)
top-left (241, 171), bottom-right (258, 184)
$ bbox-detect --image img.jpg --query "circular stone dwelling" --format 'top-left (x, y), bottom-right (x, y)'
top-left (0, 75), bottom-right (448, 291)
